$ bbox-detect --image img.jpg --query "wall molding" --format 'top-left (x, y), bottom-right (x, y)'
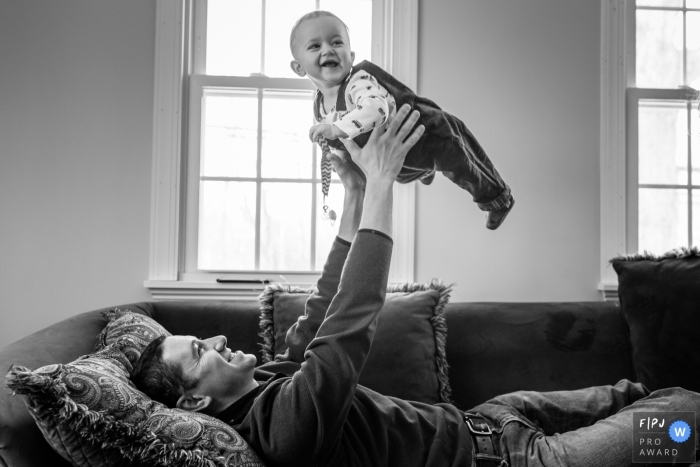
top-left (598, 0), bottom-right (630, 298)
top-left (149, 0), bottom-right (188, 281)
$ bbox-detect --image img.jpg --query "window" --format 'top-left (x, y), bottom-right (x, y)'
top-left (147, 0), bottom-right (418, 299)
top-left (600, 0), bottom-right (700, 299)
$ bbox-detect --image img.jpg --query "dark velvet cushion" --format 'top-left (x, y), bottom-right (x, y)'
top-left (612, 247), bottom-right (700, 392)
top-left (259, 280), bottom-right (453, 404)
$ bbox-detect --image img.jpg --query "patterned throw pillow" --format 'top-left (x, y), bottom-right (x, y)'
top-left (94, 308), bottom-right (171, 366)
top-left (611, 246), bottom-right (700, 392)
top-left (259, 279), bottom-right (453, 404)
top-left (6, 346), bottom-right (265, 467)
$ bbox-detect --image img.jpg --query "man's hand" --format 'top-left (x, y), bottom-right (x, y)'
top-left (327, 151), bottom-right (365, 193)
top-left (344, 104), bottom-right (424, 236)
top-left (310, 123), bottom-right (348, 142)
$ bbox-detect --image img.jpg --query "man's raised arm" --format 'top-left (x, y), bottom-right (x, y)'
top-left (273, 154), bottom-right (366, 365)
top-left (256, 105), bottom-right (424, 463)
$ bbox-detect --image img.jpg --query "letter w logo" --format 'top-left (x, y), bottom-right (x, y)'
top-left (675, 427), bottom-right (687, 437)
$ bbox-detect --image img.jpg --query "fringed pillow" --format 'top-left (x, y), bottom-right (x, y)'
top-left (259, 279), bottom-right (453, 404)
top-left (611, 246), bottom-right (700, 392)
top-left (94, 308), bottom-right (171, 366)
top-left (6, 345), bottom-right (265, 467)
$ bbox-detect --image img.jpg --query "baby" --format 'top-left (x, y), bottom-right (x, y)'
top-left (290, 10), bottom-right (514, 229)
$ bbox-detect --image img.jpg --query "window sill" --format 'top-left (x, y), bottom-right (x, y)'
top-left (598, 282), bottom-right (619, 302)
top-left (144, 280), bottom-right (315, 301)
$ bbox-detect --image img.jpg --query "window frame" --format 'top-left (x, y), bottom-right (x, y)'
top-left (146, 0), bottom-right (418, 300)
top-left (599, 0), bottom-right (699, 300)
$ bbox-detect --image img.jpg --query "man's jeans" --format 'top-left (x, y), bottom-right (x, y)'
top-left (470, 380), bottom-right (700, 466)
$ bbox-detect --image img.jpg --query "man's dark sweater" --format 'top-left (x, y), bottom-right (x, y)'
top-left (218, 231), bottom-right (473, 467)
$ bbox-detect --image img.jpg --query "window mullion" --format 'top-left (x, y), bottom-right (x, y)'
top-left (683, 9), bottom-right (687, 86)
top-left (689, 102), bottom-right (694, 247)
top-left (310, 131), bottom-right (318, 270)
top-left (255, 88), bottom-right (263, 270)
top-left (260, 0), bottom-right (266, 75)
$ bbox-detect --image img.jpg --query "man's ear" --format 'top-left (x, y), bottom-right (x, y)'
top-left (290, 60), bottom-right (306, 77)
top-left (176, 393), bottom-right (212, 413)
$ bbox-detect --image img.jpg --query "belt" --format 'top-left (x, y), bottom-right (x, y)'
top-left (464, 413), bottom-right (504, 467)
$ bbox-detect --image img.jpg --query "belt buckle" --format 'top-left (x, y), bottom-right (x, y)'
top-left (465, 416), bottom-right (493, 436)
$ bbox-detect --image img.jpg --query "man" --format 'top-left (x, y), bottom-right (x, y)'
top-left (133, 105), bottom-right (700, 467)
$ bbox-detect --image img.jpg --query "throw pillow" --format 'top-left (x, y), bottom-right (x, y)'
top-left (259, 279), bottom-right (452, 404)
top-left (611, 246), bottom-right (700, 392)
top-left (94, 308), bottom-right (171, 366)
top-left (6, 345), bottom-right (265, 467)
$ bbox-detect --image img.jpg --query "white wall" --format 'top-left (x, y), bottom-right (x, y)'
top-left (415, 0), bottom-right (602, 302)
top-left (0, 0), bottom-right (155, 347)
top-left (0, 0), bottom-right (604, 347)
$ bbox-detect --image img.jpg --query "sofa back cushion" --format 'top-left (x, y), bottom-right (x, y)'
top-left (151, 300), bottom-right (265, 358)
top-left (445, 301), bottom-right (636, 411)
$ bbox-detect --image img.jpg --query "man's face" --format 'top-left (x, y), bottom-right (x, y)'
top-left (161, 335), bottom-right (257, 408)
top-left (290, 16), bottom-right (355, 89)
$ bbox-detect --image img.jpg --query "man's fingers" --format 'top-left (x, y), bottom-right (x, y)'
top-left (402, 124), bottom-right (425, 151)
top-left (395, 109), bottom-right (421, 142)
top-left (385, 103), bottom-right (412, 136)
top-left (341, 138), bottom-right (360, 154)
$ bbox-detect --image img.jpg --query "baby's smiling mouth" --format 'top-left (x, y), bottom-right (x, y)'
top-left (321, 59), bottom-right (339, 68)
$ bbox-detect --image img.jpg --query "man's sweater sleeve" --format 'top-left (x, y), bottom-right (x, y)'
top-left (264, 231), bottom-right (392, 463)
top-left (273, 237), bottom-right (351, 364)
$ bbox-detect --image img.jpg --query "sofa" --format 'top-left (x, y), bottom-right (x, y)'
top-left (0, 298), bottom-right (636, 467)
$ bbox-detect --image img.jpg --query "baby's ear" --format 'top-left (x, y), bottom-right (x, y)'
top-left (290, 60), bottom-right (306, 77)
top-left (351, 51), bottom-right (355, 64)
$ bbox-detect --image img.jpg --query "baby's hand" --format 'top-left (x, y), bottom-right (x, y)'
top-left (309, 123), bottom-right (348, 142)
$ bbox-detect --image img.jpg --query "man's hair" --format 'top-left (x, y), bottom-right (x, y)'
top-left (289, 10), bottom-right (350, 51)
top-left (131, 335), bottom-right (198, 408)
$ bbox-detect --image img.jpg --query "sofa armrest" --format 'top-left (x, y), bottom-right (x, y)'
top-left (0, 303), bottom-right (154, 467)
top-left (1, 309), bottom-right (106, 466)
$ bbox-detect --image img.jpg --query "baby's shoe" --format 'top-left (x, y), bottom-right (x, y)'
top-left (486, 199), bottom-right (515, 230)
top-left (419, 170), bottom-right (436, 185)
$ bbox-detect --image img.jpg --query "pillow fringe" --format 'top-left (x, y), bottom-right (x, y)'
top-left (610, 246), bottom-right (700, 264)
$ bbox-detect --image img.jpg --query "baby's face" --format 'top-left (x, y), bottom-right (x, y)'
top-left (291, 16), bottom-right (355, 89)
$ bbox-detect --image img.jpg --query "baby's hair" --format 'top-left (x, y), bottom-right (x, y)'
top-left (289, 10), bottom-right (350, 51)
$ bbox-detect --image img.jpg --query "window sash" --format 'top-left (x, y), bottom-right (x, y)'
top-left (184, 75), bottom-right (321, 277)
top-left (147, 0), bottom-right (418, 294)
top-left (625, 87), bottom-right (698, 252)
